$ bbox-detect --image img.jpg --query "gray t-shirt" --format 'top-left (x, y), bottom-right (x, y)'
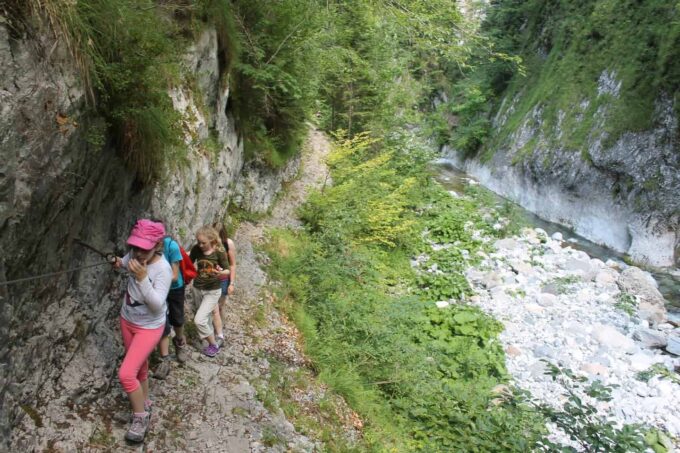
top-left (120, 253), bottom-right (172, 329)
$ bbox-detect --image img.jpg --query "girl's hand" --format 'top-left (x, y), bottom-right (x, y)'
top-left (227, 283), bottom-right (235, 296)
top-left (112, 256), bottom-right (123, 269)
top-left (128, 258), bottom-right (148, 282)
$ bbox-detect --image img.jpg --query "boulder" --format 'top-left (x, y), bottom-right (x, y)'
top-left (481, 272), bottom-right (503, 289)
top-left (665, 335), bottom-right (680, 356)
top-left (465, 268), bottom-right (485, 283)
top-left (632, 328), bottom-right (667, 349)
top-left (494, 238), bottom-right (520, 251)
top-left (534, 345), bottom-right (557, 359)
top-left (590, 258), bottom-right (606, 269)
top-left (628, 352), bottom-right (660, 371)
top-left (581, 362), bottom-right (609, 376)
top-left (505, 346), bottom-right (522, 358)
top-left (667, 311), bottom-right (680, 327)
top-left (653, 378), bottom-right (675, 397)
top-left (536, 293), bottom-right (558, 307)
top-left (528, 361), bottom-right (548, 378)
top-left (509, 259), bottom-right (534, 275)
top-left (593, 325), bottom-right (636, 353)
top-left (541, 283), bottom-right (561, 295)
top-left (606, 259), bottom-right (626, 270)
top-left (525, 303), bottom-right (545, 314)
top-left (595, 270), bottom-right (618, 286)
top-left (617, 267), bottom-right (667, 325)
top-left (564, 258), bottom-right (596, 280)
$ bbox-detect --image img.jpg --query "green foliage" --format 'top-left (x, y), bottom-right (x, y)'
top-left (261, 426), bottom-right (286, 448)
top-left (265, 129), bottom-right (548, 450)
top-left (426, 211), bottom-right (469, 244)
top-left (454, 0), bottom-right (680, 161)
top-left (415, 306), bottom-right (506, 379)
top-left (29, 0), bottom-right (185, 183)
top-left (229, 0), bottom-right (326, 166)
top-left (314, 0), bottom-right (477, 138)
top-left (416, 272), bottom-right (471, 301)
top-left (636, 363), bottom-right (680, 385)
top-left (301, 132), bottom-right (429, 250)
top-left (445, 79), bottom-right (494, 156)
top-left (614, 291), bottom-right (638, 316)
top-left (260, 357), bottom-right (368, 451)
top-left (645, 429), bottom-right (674, 453)
top-left (535, 363), bottom-right (647, 452)
top-left (544, 275), bottom-right (581, 295)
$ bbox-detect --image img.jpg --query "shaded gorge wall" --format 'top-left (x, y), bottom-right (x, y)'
top-left (0, 22), bottom-right (297, 449)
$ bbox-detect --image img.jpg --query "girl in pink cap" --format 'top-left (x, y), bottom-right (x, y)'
top-left (112, 219), bottom-right (172, 443)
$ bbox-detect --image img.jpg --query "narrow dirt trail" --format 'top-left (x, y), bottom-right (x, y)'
top-left (114, 129), bottom-right (341, 452)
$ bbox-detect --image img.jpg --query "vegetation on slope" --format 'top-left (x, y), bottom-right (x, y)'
top-left (436, 0), bottom-right (680, 160)
top-left (264, 131), bottom-right (547, 451)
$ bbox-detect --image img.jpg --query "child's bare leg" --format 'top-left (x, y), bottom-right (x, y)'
top-left (212, 304), bottom-right (223, 338)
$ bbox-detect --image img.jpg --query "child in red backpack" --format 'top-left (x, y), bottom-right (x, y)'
top-left (154, 234), bottom-right (188, 380)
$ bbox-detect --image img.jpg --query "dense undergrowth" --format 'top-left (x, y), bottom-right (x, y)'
top-left (263, 128), bottom-right (657, 451)
top-left (263, 131), bottom-right (548, 451)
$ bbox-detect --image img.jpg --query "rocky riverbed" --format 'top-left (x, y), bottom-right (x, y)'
top-left (456, 227), bottom-right (680, 447)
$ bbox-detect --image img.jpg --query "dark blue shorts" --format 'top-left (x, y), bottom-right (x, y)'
top-left (220, 279), bottom-right (231, 297)
top-left (162, 286), bottom-right (186, 337)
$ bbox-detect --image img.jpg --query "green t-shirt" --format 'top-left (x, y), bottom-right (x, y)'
top-left (189, 245), bottom-right (229, 290)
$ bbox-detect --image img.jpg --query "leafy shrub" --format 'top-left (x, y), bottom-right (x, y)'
top-left (416, 272), bottom-right (471, 300)
top-left (614, 291), bottom-right (638, 316)
top-left (534, 363), bottom-right (647, 452)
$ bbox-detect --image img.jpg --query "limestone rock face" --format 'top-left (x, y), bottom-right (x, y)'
top-left (443, 86), bottom-right (679, 267)
top-left (233, 154), bottom-right (302, 214)
top-left (0, 24), bottom-right (297, 449)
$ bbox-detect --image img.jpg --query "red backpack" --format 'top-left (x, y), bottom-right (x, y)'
top-left (179, 245), bottom-right (197, 285)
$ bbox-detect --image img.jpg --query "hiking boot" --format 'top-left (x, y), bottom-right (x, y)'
top-left (154, 357), bottom-right (171, 380)
top-left (115, 402), bottom-right (152, 425)
top-left (174, 337), bottom-right (188, 364)
top-left (124, 412), bottom-right (150, 443)
top-left (202, 343), bottom-right (219, 358)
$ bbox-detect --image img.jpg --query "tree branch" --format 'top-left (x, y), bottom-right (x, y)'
top-left (265, 16), bottom-right (308, 66)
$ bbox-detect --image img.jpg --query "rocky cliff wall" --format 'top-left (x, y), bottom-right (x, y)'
top-left (444, 78), bottom-right (680, 268)
top-left (0, 23), bottom-right (297, 449)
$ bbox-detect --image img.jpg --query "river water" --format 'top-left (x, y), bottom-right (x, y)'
top-left (432, 159), bottom-right (680, 313)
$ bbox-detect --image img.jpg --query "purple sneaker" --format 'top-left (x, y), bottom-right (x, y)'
top-left (202, 343), bottom-right (219, 357)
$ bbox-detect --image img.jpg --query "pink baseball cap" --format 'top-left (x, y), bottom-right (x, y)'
top-left (126, 219), bottom-right (165, 250)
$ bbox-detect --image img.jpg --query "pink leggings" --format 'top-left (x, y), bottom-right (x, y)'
top-left (119, 317), bottom-right (164, 393)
